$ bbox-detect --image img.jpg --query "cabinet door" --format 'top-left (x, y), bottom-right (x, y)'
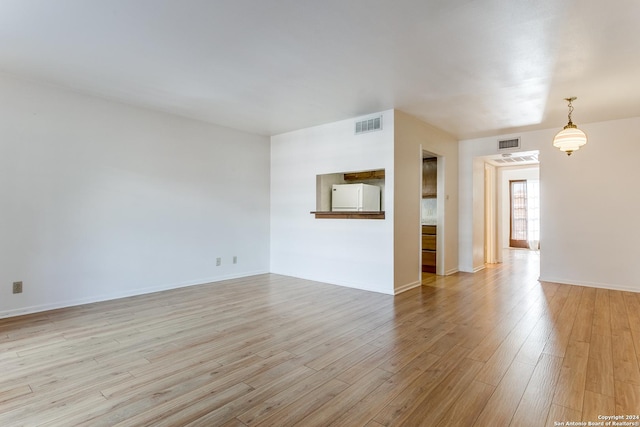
top-left (422, 251), bottom-right (436, 266)
top-left (422, 234), bottom-right (436, 251)
top-left (422, 158), bottom-right (437, 198)
top-left (422, 225), bottom-right (436, 235)
top-left (344, 169), bottom-right (385, 181)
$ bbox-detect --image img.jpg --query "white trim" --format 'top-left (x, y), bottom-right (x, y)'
top-left (0, 270), bottom-right (269, 319)
top-left (445, 268), bottom-right (459, 276)
top-left (473, 264), bottom-right (486, 273)
top-left (538, 276), bottom-right (640, 293)
top-left (394, 280), bottom-right (421, 295)
top-left (328, 281), bottom-right (395, 295)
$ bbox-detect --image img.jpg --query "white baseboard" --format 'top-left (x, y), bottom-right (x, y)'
top-left (538, 276), bottom-right (640, 293)
top-left (394, 280), bottom-right (421, 295)
top-left (458, 265), bottom-right (485, 274)
top-left (0, 270), bottom-right (269, 319)
top-left (268, 270), bottom-right (395, 295)
top-left (445, 268), bottom-right (459, 276)
top-left (324, 280), bottom-right (395, 295)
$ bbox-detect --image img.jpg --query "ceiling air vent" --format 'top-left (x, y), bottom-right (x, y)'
top-left (498, 138), bottom-right (520, 150)
top-left (355, 115), bottom-right (383, 135)
top-left (493, 155), bottom-right (538, 164)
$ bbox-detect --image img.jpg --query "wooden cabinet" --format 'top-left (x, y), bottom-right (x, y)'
top-left (422, 225), bottom-right (436, 234)
top-left (422, 158), bottom-right (437, 198)
top-left (422, 225), bottom-right (436, 273)
top-left (344, 169), bottom-right (385, 181)
top-left (422, 251), bottom-right (436, 267)
top-left (422, 234), bottom-right (436, 250)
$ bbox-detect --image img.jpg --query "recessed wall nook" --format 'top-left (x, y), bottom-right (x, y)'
top-left (311, 169), bottom-right (385, 219)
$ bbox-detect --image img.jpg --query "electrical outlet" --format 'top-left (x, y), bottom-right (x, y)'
top-left (13, 281), bottom-right (23, 294)
top-left (216, 257), bottom-right (221, 266)
top-left (233, 256), bottom-right (237, 264)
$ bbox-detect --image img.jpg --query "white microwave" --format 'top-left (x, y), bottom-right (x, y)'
top-left (331, 183), bottom-right (380, 212)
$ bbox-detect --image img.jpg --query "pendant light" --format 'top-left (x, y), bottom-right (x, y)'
top-left (553, 97), bottom-right (587, 156)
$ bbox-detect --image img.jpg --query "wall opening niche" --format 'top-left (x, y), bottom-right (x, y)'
top-left (312, 169), bottom-right (385, 219)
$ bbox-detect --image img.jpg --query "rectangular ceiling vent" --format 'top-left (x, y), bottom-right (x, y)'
top-left (355, 115), bottom-right (383, 135)
top-left (493, 155), bottom-right (538, 164)
top-left (498, 138), bottom-right (520, 150)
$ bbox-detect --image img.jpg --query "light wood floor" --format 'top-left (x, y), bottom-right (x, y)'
top-left (1, 251), bottom-right (639, 426)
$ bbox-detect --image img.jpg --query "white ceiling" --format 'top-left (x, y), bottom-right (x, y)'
top-left (1, 0), bottom-right (639, 138)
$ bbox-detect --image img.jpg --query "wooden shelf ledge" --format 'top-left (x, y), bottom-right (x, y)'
top-left (311, 211), bottom-right (385, 219)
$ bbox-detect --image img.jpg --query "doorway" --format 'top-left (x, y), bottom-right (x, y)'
top-left (421, 151), bottom-right (438, 282)
top-left (509, 179), bottom-right (540, 249)
top-left (483, 151), bottom-right (540, 265)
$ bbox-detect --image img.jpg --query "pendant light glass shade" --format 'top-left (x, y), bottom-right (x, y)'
top-left (553, 125), bottom-right (587, 155)
top-left (553, 97), bottom-right (587, 156)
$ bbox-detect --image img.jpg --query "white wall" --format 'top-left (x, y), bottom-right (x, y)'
top-left (394, 110), bottom-right (459, 287)
top-left (541, 117), bottom-right (640, 292)
top-left (483, 163), bottom-right (497, 264)
top-left (270, 111), bottom-right (395, 294)
top-left (459, 116), bottom-right (640, 293)
top-left (0, 73), bottom-right (271, 318)
top-left (471, 158), bottom-right (485, 271)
